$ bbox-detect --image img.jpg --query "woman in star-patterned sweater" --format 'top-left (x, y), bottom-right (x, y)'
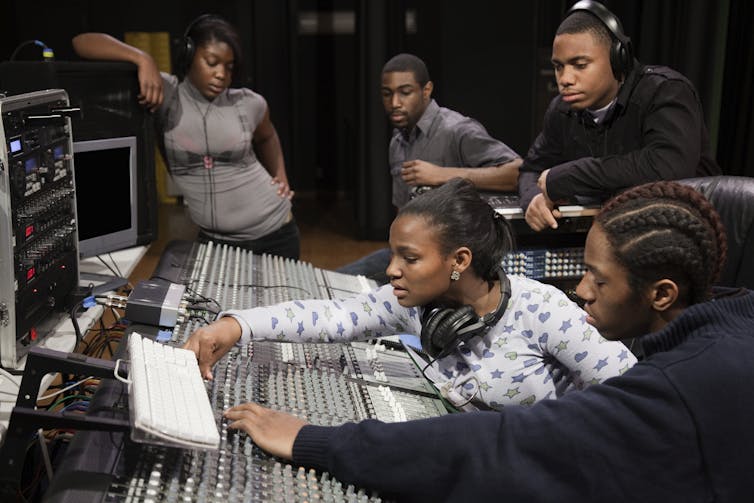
top-left (186, 177), bottom-right (634, 410)
top-left (225, 276), bottom-right (632, 409)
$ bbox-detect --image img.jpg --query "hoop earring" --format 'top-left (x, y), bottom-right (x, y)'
top-left (450, 270), bottom-right (460, 281)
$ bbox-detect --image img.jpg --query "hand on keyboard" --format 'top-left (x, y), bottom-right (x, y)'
top-left (128, 332), bottom-right (220, 450)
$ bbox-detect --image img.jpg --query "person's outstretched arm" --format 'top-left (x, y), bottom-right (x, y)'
top-left (399, 117), bottom-right (522, 193)
top-left (400, 157), bottom-right (522, 193)
top-left (183, 316), bottom-right (243, 380)
top-left (72, 33), bottom-right (163, 110)
top-left (254, 363), bottom-right (694, 501)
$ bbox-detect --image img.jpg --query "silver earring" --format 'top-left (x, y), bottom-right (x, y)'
top-left (450, 270), bottom-right (460, 281)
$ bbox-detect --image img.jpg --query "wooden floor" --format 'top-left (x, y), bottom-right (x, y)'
top-left (129, 193), bottom-right (389, 283)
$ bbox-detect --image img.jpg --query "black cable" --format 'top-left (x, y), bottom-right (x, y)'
top-left (326, 286), bottom-right (368, 296)
top-left (186, 302), bottom-right (220, 317)
top-left (81, 316), bottom-right (124, 358)
top-left (69, 296), bottom-right (96, 353)
top-left (96, 254), bottom-right (125, 281)
top-left (183, 284), bottom-right (221, 310)
top-left (9, 39), bottom-right (54, 61)
top-left (69, 299), bottom-right (85, 352)
top-left (218, 282), bottom-right (313, 295)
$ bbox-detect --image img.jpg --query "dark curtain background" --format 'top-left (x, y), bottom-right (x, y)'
top-left (717, 0), bottom-right (754, 176)
top-left (1, 0), bottom-right (753, 239)
top-left (594, 1), bottom-right (728, 163)
top-left (589, 0), bottom-right (753, 177)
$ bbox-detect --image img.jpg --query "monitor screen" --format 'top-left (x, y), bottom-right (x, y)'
top-left (73, 136), bottom-right (139, 258)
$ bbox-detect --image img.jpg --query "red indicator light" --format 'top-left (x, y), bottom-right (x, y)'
top-left (27, 267), bottom-right (35, 280)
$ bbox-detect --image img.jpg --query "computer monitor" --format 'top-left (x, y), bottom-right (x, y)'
top-left (72, 136), bottom-right (139, 258)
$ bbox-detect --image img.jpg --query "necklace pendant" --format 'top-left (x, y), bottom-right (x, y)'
top-left (203, 155), bottom-right (214, 169)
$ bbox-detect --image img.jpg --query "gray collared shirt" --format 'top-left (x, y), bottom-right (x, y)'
top-left (388, 99), bottom-right (519, 207)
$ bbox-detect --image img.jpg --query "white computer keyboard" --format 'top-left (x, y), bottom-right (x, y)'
top-left (126, 332), bottom-right (220, 450)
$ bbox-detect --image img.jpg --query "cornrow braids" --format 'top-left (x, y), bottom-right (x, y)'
top-left (596, 181), bottom-right (727, 305)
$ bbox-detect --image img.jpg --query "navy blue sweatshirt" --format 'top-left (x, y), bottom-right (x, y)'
top-left (293, 289), bottom-right (754, 502)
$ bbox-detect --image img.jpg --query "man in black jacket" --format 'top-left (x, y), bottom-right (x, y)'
top-left (518, 0), bottom-right (720, 231)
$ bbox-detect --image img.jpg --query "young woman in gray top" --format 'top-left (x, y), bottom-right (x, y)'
top-left (72, 14), bottom-right (300, 259)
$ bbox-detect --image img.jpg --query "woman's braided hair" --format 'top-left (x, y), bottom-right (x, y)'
top-left (596, 181), bottom-right (727, 305)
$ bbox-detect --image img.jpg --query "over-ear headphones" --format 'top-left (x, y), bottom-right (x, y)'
top-left (177, 14), bottom-right (217, 78)
top-left (420, 269), bottom-right (512, 359)
top-left (566, 0), bottom-right (634, 80)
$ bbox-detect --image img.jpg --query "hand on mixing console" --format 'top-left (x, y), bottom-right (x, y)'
top-left (224, 402), bottom-right (308, 460)
top-left (183, 316), bottom-right (243, 379)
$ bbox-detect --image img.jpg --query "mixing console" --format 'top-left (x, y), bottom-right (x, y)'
top-left (154, 242), bottom-right (381, 345)
top-left (45, 241), bottom-right (448, 502)
top-left (101, 338), bottom-right (445, 502)
top-left (503, 247), bottom-right (586, 281)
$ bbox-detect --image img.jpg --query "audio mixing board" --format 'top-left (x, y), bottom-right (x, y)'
top-left (44, 241), bottom-right (449, 502)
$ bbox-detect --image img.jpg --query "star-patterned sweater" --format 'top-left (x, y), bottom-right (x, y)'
top-left (227, 275), bottom-right (635, 409)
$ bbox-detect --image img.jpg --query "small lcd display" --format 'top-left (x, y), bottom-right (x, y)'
top-left (9, 138), bottom-right (22, 153)
top-left (25, 157), bottom-right (37, 174)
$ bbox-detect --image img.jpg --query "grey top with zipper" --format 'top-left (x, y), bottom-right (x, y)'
top-left (156, 74), bottom-right (291, 241)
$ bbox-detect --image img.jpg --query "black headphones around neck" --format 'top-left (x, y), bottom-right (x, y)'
top-left (566, 0), bottom-right (634, 80)
top-left (420, 269), bottom-right (512, 360)
top-left (177, 13), bottom-right (218, 78)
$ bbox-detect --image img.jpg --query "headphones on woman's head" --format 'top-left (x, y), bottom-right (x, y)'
top-left (177, 13), bottom-right (219, 78)
top-left (420, 269), bottom-right (512, 359)
top-left (566, 0), bottom-right (634, 80)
